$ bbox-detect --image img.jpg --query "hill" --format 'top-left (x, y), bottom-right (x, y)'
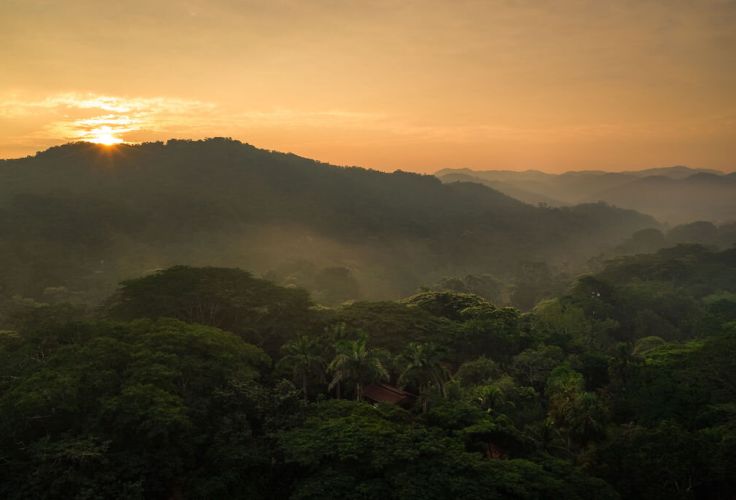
top-left (590, 173), bottom-right (736, 224)
top-left (436, 166), bottom-right (736, 224)
top-left (2, 249), bottom-right (735, 498)
top-left (0, 138), bottom-right (656, 303)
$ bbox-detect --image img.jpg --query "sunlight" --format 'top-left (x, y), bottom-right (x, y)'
top-left (86, 125), bottom-right (124, 145)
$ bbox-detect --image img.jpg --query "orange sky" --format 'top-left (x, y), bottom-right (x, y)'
top-left (1, 0), bottom-right (735, 173)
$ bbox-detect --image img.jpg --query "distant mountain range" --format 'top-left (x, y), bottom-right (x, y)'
top-left (0, 139), bottom-right (656, 302)
top-left (436, 166), bottom-right (736, 225)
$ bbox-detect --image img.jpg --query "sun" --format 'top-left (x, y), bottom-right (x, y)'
top-left (87, 126), bottom-right (124, 146)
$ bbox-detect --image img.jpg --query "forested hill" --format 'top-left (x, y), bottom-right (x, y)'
top-left (0, 138), bottom-right (655, 302)
top-left (1, 246), bottom-right (734, 498)
top-left (436, 166), bottom-right (736, 224)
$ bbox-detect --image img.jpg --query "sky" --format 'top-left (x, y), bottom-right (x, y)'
top-left (1, 0), bottom-right (735, 173)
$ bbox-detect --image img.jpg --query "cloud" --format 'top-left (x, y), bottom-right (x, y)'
top-left (0, 93), bottom-right (215, 143)
top-left (2, 90), bottom-right (731, 165)
top-left (0, 92), bottom-right (388, 148)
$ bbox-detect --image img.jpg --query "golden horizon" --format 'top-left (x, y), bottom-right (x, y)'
top-left (1, 1), bottom-right (734, 173)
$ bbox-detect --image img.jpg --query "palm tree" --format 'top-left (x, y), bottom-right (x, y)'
top-left (328, 334), bottom-right (389, 401)
top-left (566, 392), bottom-right (608, 446)
top-left (546, 367), bottom-right (608, 450)
top-left (398, 342), bottom-right (451, 410)
top-left (276, 336), bottom-right (325, 402)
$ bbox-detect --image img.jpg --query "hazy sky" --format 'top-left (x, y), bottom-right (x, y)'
top-left (2, 0), bottom-right (735, 172)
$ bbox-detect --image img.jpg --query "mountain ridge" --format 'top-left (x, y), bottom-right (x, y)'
top-left (0, 138), bottom-right (657, 302)
top-left (436, 165), bottom-right (736, 224)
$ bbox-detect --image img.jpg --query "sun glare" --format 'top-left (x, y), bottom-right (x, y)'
top-left (87, 126), bottom-right (124, 146)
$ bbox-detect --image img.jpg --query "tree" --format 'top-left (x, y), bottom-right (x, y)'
top-left (533, 298), bottom-right (597, 350)
top-left (105, 266), bottom-right (316, 357)
top-left (398, 342), bottom-right (451, 405)
top-left (278, 400), bottom-right (618, 500)
top-left (0, 317), bottom-right (271, 499)
top-left (632, 335), bottom-right (667, 356)
top-left (546, 366), bottom-right (608, 450)
top-left (466, 375), bottom-right (542, 426)
top-left (327, 334), bottom-right (389, 401)
top-left (455, 356), bottom-right (500, 387)
top-left (511, 345), bottom-right (564, 389)
top-left (401, 291), bottom-right (491, 321)
top-left (277, 336), bottom-right (326, 402)
top-left (432, 274), bottom-right (505, 305)
top-left (333, 301), bottom-right (458, 353)
top-left (454, 306), bottom-right (531, 363)
top-left (593, 422), bottom-right (711, 500)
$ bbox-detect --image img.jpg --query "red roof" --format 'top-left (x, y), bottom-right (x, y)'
top-left (363, 383), bottom-right (415, 405)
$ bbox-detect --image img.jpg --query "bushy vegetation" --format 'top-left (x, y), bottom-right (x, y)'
top-left (1, 244), bottom-right (734, 499)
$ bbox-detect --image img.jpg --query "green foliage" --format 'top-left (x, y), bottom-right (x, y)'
top-left (276, 335), bottom-right (326, 401)
top-left (0, 317), bottom-right (271, 499)
top-left (624, 331), bottom-right (736, 428)
top-left (533, 298), bottom-right (599, 350)
top-left (594, 422), bottom-right (717, 500)
top-left (279, 400), bottom-right (617, 499)
top-left (453, 305), bottom-right (531, 363)
top-left (546, 366), bottom-right (608, 448)
top-left (565, 246), bottom-right (736, 344)
top-left (2, 244), bottom-right (735, 498)
top-left (401, 291), bottom-right (491, 321)
top-left (333, 300), bottom-right (458, 353)
top-left (511, 345), bottom-right (565, 389)
top-left (327, 334), bottom-right (390, 400)
top-left (432, 274), bottom-right (505, 305)
top-left (468, 375), bottom-right (543, 426)
top-left (106, 265), bottom-right (316, 356)
top-left (592, 329), bottom-right (736, 497)
top-left (455, 356), bottom-right (500, 386)
top-left (398, 342), bottom-right (451, 402)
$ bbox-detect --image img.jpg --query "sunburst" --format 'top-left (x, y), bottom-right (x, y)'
top-left (87, 126), bottom-right (124, 145)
